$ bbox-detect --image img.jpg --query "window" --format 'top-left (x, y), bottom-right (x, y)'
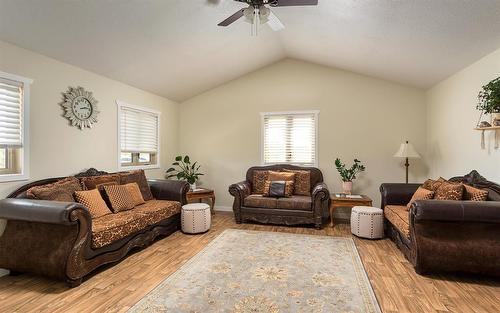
top-left (261, 111), bottom-right (318, 166)
top-left (0, 71), bottom-right (31, 182)
top-left (117, 100), bottom-right (160, 170)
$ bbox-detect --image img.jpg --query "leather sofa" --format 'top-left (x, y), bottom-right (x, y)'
top-left (380, 170), bottom-right (500, 276)
top-left (229, 164), bottom-right (329, 229)
top-left (0, 168), bottom-right (189, 287)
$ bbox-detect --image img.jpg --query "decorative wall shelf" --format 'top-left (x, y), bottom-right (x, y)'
top-left (474, 126), bottom-right (499, 150)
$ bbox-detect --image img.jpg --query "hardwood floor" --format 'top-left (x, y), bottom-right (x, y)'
top-left (0, 212), bottom-right (499, 312)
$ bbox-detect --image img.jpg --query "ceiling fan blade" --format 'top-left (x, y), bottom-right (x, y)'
top-left (270, 0), bottom-right (318, 7)
top-left (218, 9), bottom-right (245, 26)
top-left (267, 12), bottom-right (285, 31)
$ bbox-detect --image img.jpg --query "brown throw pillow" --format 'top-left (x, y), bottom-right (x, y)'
top-left (80, 174), bottom-right (120, 190)
top-left (422, 179), bottom-right (444, 192)
top-left (74, 189), bottom-right (112, 219)
top-left (103, 184), bottom-right (136, 213)
top-left (119, 170), bottom-right (154, 201)
top-left (124, 183), bottom-right (146, 206)
top-left (434, 182), bottom-right (464, 201)
top-left (252, 170), bottom-right (270, 194)
top-left (463, 184), bottom-right (488, 201)
top-left (283, 169), bottom-right (311, 196)
top-left (268, 171), bottom-right (296, 182)
top-left (26, 177), bottom-right (82, 202)
top-left (263, 180), bottom-right (294, 198)
top-left (407, 187), bottom-right (435, 210)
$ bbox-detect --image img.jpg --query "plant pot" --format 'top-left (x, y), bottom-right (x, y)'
top-left (492, 112), bottom-right (500, 126)
top-left (190, 182), bottom-right (197, 191)
top-left (342, 181), bottom-right (353, 195)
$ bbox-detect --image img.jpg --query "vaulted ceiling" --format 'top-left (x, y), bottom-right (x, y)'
top-left (1, 0), bottom-right (500, 102)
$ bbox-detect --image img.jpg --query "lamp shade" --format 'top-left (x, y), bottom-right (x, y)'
top-left (394, 141), bottom-right (421, 158)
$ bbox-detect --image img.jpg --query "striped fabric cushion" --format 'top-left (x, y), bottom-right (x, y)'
top-left (74, 189), bottom-right (112, 219)
top-left (103, 184), bottom-right (135, 213)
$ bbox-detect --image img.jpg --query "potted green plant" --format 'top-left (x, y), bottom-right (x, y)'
top-left (166, 155), bottom-right (204, 190)
top-left (477, 77), bottom-right (500, 126)
top-left (334, 158), bottom-right (366, 194)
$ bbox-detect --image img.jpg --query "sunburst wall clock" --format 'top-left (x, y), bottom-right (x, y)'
top-left (60, 86), bottom-right (99, 129)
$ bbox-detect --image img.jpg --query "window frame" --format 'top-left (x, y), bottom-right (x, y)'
top-left (0, 71), bottom-right (32, 183)
top-left (116, 100), bottom-right (161, 171)
top-left (260, 110), bottom-right (319, 167)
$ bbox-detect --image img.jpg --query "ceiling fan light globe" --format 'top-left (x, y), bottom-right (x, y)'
top-left (243, 7), bottom-right (255, 23)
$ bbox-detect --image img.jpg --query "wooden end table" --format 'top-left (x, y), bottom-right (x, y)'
top-left (329, 194), bottom-right (372, 227)
top-left (186, 188), bottom-right (215, 214)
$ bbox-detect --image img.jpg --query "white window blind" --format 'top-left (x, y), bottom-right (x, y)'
top-left (262, 111), bottom-right (318, 166)
top-left (0, 78), bottom-right (23, 148)
top-left (120, 106), bottom-right (159, 154)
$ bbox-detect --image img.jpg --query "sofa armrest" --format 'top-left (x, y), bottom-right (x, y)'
top-left (229, 181), bottom-right (251, 199)
top-left (312, 182), bottom-right (329, 201)
top-left (0, 198), bottom-right (89, 225)
top-left (148, 179), bottom-right (190, 205)
top-left (380, 183), bottom-right (420, 208)
top-left (411, 200), bottom-right (500, 224)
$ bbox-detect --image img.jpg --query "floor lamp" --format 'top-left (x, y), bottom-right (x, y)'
top-left (394, 141), bottom-right (421, 184)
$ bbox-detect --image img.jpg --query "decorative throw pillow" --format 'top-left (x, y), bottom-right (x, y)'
top-left (422, 179), bottom-right (444, 192)
top-left (124, 183), bottom-right (146, 206)
top-left (463, 184), bottom-right (488, 201)
top-left (103, 184), bottom-right (136, 213)
top-left (74, 189), bottom-right (112, 219)
top-left (252, 170), bottom-right (270, 194)
top-left (80, 174), bottom-right (120, 191)
top-left (26, 177), bottom-right (82, 202)
top-left (434, 182), bottom-right (464, 201)
top-left (268, 171), bottom-right (296, 182)
top-left (283, 169), bottom-right (311, 196)
top-left (407, 187), bottom-right (435, 210)
top-left (263, 180), bottom-right (294, 198)
top-left (119, 170), bottom-right (154, 201)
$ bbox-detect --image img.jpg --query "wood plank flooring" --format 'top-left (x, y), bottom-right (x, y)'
top-left (0, 212), bottom-right (499, 312)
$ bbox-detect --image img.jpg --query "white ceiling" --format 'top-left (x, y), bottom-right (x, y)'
top-left (1, 0), bottom-right (500, 102)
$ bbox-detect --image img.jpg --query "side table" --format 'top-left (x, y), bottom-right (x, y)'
top-left (186, 188), bottom-right (216, 214)
top-left (329, 194), bottom-right (373, 227)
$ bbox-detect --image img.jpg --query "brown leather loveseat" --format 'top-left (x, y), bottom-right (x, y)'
top-left (0, 168), bottom-right (189, 287)
top-left (229, 164), bottom-right (329, 229)
top-left (380, 170), bottom-right (500, 277)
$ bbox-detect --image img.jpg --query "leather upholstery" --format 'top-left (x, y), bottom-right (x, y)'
top-left (149, 179), bottom-right (190, 205)
top-left (229, 164), bottom-right (329, 229)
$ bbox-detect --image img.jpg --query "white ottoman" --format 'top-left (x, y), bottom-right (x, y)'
top-left (181, 203), bottom-right (211, 234)
top-left (351, 206), bottom-right (384, 239)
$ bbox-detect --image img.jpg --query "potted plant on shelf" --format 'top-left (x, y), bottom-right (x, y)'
top-left (334, 158), bottom-right (366, 195)
top-left (477, 77), bottom-right (500, 126)
top-left (166, 155), bottom-right (203, 190)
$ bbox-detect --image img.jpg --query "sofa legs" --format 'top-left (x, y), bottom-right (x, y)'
top-left (66, 278), bottom-right (83, 288)
top-left (315, 223), bottom-right (322, 230)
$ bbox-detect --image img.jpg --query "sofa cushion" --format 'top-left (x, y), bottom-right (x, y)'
top-left (244, 194), bottom-right (277, 208)
top-left (74, 189), bottom-right (112, 219)
top-left (283, 169), bottom-right (311, 196)
top-left (252, 170), bottom-right (270, 195)
top-left (91, 199), bottom-right (181, 249)
top-left (263, 180), bottom-right (294, 198)
top-left (407, 187), bottom-right (434, 210)
top-left (268, 171), bottom-right (296, 183)
top-left (80, 174), bottom-right (120, 190)
top-left (119, 170), bottom-right (154, 201)
top-left (103, 184), bottom-right (135, 213)
top-left (384, 205), bottom-right (410, 239)
top-left (124, 182), bottom-right (146, 206)
top-left (276, 196), bottom-right (312, 211)
top-left (435, 182), bottom-right (464, 201)
top-left (422, 179), bottom-right (444, 192)
top-left (463, 184), bottom-right (489, 201)
top-left (26, 177), bottom-right (82, 202)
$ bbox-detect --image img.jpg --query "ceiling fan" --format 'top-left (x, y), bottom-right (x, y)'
top-left (210, 0), bottom-right (319, 35)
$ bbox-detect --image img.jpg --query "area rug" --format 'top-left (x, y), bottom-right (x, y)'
top-left (129, 229), bottom-right (381, 313)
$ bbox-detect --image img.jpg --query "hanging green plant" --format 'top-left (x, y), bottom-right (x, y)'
top-left (477, 77), bottom-right (500, 114)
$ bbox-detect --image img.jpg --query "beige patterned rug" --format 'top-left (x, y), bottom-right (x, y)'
top-left (129, 229), bottom-right (381, 313)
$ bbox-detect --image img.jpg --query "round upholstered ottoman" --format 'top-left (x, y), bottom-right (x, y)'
top-left (350, 206), bottom-right (384, 239)
top-left (181, 203), bottom-right (211, 234)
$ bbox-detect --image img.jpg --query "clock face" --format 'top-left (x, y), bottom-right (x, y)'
top-left (72, 96), bottom-right (93, 120)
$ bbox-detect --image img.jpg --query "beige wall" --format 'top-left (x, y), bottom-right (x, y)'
top-left (426, 47), bottom-right (500, 182)
top-left (0, 40), bottom-right (179, 198)
top-left (179, 59), bottom-right (428, 212)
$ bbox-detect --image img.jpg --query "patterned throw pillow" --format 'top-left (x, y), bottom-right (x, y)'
top-left (252, 170), bottom-right (270, 194)
top-left (422, 179), bottom-right (444, 192)
top-left (463, 184), bottom-right (488, 201)
top-left (124, 183), bottom-right (146, 206)
top-left (407, 187), bottom-right (435, 210)
top-left (434, 182), bottom-right (464, 201)
top-left (119, 170), bottom-right (154, 201)
top-left (80, 174), bottom-right (120, 190)
top-left (263, 180), bottom-right (294, 198)
top-left (26, 177), bottom-right (82, 202)
top-left (268, 171), bottom-right (296, 182)
top-left (74, 189), bottom-right (112, 219)
top-left (103, 185), bottom-right (135, 213)
top-left (283, 169), bottom-right (311, 196)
